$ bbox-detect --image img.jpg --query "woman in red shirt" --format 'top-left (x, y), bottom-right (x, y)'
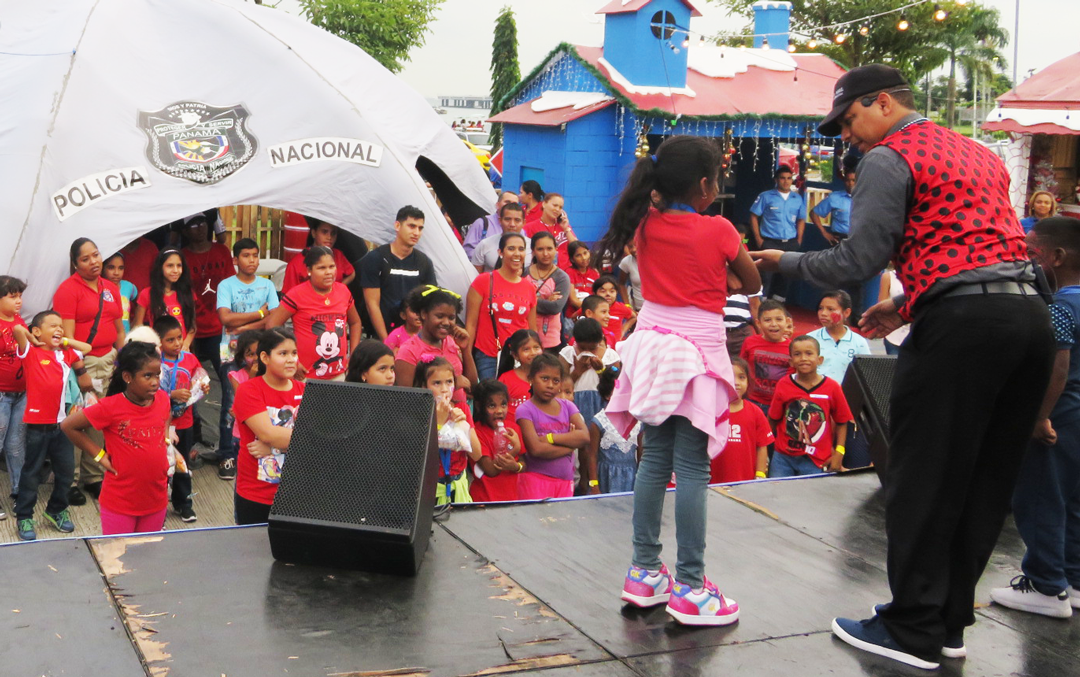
top-left (232, 328), bottom-right (306, 525)
top-left (62, 341), bottom-right (172, 535)
top-left (267, 246), bottom-right (362, 381)
top-left (52, 237), bottom-right (126, 504)
top-left (133, 249), bottom-right (197, 351)
top-left (464, 232), bottom-right (538, 382)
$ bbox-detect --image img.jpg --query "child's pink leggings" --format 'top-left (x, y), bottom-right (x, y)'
top-left (99, 507), bottom-right (167, 535)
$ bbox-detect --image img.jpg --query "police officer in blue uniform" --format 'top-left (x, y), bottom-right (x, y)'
top-left (750, 165), bottom-right (806, 300)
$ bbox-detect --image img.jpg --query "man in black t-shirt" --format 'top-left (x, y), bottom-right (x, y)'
top-left (357, 205), bottom-right (437, 339)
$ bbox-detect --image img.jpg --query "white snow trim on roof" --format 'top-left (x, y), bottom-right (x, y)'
top-left (986, 106), bottom-right (1080, 133)
top-left (598, 58), bottom-right (697, 97)
top-left (531, 91), bottom-right (614, 113)
top-left (752, 1), bottom-right (793, 9)
top-left (688, 46), bottom-right (795, 79)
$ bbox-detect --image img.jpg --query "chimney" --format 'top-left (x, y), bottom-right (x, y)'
top-left (752, 1), bottom-right (791, 50)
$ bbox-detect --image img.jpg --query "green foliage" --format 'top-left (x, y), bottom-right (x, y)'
top-left (297, 0), bottom-right (445, 73)
top-left (489, 6), bottom-right (520, 152)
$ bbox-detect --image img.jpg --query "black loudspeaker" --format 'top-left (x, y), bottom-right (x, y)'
top-left (841, 356), bottom-right (897, 485)
top-left (268, 380), bottom-right (438, 575)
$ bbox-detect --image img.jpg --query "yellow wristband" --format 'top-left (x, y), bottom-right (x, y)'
top-left (62, 337), bottom-right (69, 347)
top-left (258, 309), bottom-right (265, 318)
top-left (835, 445), bottom-right (846, 456)
top-left (94, 449), bottom-right (106, 463)
top-left (588, 480), bottom-right (599, 487)
top-left (755, 471), bottom-right (767, 479)
top-left (517, 462), bottom-right (525, 473)
top-left (546, 433), bottom-right (554, 443)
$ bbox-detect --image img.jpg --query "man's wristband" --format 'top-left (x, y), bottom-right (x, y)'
top-left (755, 471), bottom-right (767, 479)
top-left (835, 445), bottom-right (846, 456)
top-left (94, 449), bottom-right (106, 463)
top-left (588, 480), bottom-right (599, 487)
top-left (546, 433), bottom-right (554, 444)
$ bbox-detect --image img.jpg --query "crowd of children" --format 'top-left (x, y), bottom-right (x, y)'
top-left (0, 197), bottom-right (880, 542)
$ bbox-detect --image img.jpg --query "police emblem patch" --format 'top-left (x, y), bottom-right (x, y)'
top-left (138, 101), bottom-right (257, 185)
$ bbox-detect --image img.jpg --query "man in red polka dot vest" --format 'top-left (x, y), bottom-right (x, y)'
top-left (755, 64), bottom-right (1055, 670)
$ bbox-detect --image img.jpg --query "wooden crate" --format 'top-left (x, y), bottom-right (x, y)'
top-left (218, 205), bottom-right (285, 258)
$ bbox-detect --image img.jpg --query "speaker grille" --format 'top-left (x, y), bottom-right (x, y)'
top-left (852, 356), bottom-right (896, 437)
top-left (270, 381), bottom-right (435, 532)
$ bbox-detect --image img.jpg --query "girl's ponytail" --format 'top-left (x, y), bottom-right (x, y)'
top-left (596, 155), bottom-right (656, 262)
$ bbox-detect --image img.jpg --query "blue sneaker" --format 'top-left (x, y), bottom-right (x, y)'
top-left (17, 519), bottom-right (36, 541)
top-left (44, 509), bottom-right (75, 533)
top-left (870, 604), bottom-right (965, 658)
top-left (832, 616), bottom-right (940, 670)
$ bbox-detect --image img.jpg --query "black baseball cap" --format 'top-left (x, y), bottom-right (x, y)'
top-left (818, 64), bottom-right (909, 137)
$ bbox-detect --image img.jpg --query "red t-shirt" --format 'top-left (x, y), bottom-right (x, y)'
top-left (183, 244), bottom-right (234, 338)
top-left (636, 208), bottom-right (741, 314)
top-left (120, 238), bottom-right (159, 293)
top-left (710, 403), bottom-right (774, 483)
top-left (281, 249), bottom-right (355, 294)
top-left (136, 288), bottom-right (194, 338)
top-left (768, 374), bottom-right (854, 466)
top-left (396, 334), bottom-right (466, 403)
top-left (566, 267), bottom-right (599, 319)
top-left (84, 390), bottom-right (171, 516)
top-left (740, 334), bottom-right (792, 406)
top-left (469, 272), bottom-right (537, 358)
top-left (497, 369), bottom-right (531, 423)
top-left (470, 420), bottom-right (523, 502)
top-left (524, 219), bottom-right (573, 270)
top-left (22, 345), bottom-right (81, 424)
top-left (52, 275), bottom-right (123, 357)
top-left (0, 316), bottom-right (27, 391)
top-left (233, 376), bottom-right (306, 505)
top-left (161, 351), bottom-right (202, 429)
top-left (607, 301), bottom-right (633, 336)
top-left (281, 282), bottom-right (354, 380)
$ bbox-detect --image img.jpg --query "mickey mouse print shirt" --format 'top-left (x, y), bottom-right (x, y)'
top-left (470, 272), bottom-right (537, 358)
top-left (281, 281), bottom-right (354, 380)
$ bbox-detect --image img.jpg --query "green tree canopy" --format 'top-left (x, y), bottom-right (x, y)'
top-left (489, 6), bottom-right (521, 152)
top-left (298, 0), bottom-right (445, 73)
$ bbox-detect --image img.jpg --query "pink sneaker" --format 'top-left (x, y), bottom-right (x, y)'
top-left (665, 577), bottom-right (740, 626)
top-left (621, 564), bottom-right (673, 607)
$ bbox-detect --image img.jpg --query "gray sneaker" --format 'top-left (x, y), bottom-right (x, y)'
top-left (44, 509), bottom-right (75, 533)
top-left (991, 576), bottom-right (1072, 618)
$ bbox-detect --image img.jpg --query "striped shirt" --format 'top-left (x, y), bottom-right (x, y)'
top-left (723, 293), bottom-right (759, 329)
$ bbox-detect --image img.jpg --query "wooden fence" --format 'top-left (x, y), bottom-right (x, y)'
top-left (218, 205), bottom-right (286, 258)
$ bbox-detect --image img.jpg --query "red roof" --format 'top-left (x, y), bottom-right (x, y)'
top-left (995, 51), bottom-right (1080, 110)
top-left (596, 0), bottom-right (703, 18)
top-left (575, 45), bottom-right (843, 118)
top-left (489, 97), bottom-right (616, 127)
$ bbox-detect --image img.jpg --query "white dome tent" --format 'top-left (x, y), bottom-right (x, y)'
top-left (0, 0), bottom-right (492, 314)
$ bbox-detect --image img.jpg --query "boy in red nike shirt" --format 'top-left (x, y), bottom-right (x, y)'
top-left (740, 299), bottom-right (792, 412)
top-left (768, 335), bottom-right (852, 478)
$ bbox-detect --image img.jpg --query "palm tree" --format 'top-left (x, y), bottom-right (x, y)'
top-left (932, 6), bottom-right (1008, 129)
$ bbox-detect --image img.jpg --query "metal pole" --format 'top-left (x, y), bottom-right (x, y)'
top-left (972, 67), bottom-right (978, 139)
top-left (1013, 0), bottom-right (1019, 84)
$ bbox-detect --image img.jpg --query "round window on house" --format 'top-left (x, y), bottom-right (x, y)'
top-left (650, 10), bottom-right (677, 40)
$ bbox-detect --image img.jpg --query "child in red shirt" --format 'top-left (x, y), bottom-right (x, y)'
top-left (740, 299), bottom-right (792, 412)
top-left (565, 241), bottom-right (598, 320)
top-left (155, 316), bottom-right (210, 523)
top-left (580, 295), bottom-right (619, 348)
top-left (415, 356), bottom-right (482, 504)
top-left (710, 357), bottom-right (773, 484)
top-left (470, 379), bottom-right (525, 502)
top-left (13, 310), bottom-right (93, 539)
top-left (133, 249), bottom-right (198, 350)
top-left (497, 329), bottom-right (543, 422)
top-left (767, 335), bottom-right (853, 477)
top-left (592, 275), bottom-right (637, 340)
top-left (63, 341), bottom-right (173, 535)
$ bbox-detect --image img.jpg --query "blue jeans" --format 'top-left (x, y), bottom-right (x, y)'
top-left (632, 416), bottom-right (710, 589)
top-left (885, 339), bottom-right (901, 356)
top-left (1012, 418), bottom-right (1080, 595)
top-left (769, 452), bottom-right (825, 478)
top-left (217, 363), bottom-right (236, 460)
top-left (16, 424), bottom-right (74, 520)
top-left (473, 349), bottom-right (498, 382)
top-left (0, 391), bottom-right (26, 495)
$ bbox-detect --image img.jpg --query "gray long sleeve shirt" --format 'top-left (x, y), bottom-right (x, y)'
top-left (779, 113), bottom-right (1031, 315)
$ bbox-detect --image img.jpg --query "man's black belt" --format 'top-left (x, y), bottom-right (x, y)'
top-left (940, 281), bottom-right (1038, 299)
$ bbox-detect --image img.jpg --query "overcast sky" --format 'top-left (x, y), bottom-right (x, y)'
top-left (277, 0), bottom-right (1078, 100)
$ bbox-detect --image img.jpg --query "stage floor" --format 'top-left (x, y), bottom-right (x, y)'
top-left (2, 473), bottom-right (1076, 676)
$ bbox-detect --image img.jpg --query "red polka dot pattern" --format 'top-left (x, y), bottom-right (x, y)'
top-left (878, 121), bottom-right (1028, 321)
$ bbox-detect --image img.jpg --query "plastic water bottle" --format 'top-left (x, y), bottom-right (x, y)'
top-left (493, 420), bottom-right (509, 455)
